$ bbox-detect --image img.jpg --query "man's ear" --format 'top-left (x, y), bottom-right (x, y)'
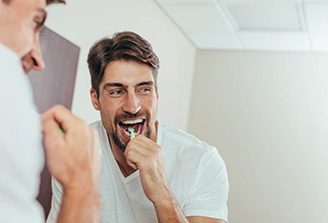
top-left (90, 88), bottom-right (100, 111)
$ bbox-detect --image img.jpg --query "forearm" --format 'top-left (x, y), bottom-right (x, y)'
top-left (153, 194), bottom-right (226, 223)
top-left (153, 195), bottom-right (189, 223)
top-left (56, 189), bottom-right (101, 223)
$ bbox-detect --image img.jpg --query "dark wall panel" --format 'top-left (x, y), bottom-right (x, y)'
top-left (28, 27), bottom-right (80, 218)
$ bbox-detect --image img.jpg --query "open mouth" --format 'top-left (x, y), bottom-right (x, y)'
top-left (118, 118), bottom-right (145, 139)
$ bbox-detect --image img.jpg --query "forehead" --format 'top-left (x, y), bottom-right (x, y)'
top-left (102, 60), bottom-right (154, 85)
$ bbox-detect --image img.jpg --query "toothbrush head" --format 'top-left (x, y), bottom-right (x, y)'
top-left (127, 127), bottom-right (135, 139)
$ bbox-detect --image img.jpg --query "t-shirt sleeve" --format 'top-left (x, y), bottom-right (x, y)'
top-left (183, 148), bottom-right (229, 221)
top-left (46, 178), bottom-right (63, 223)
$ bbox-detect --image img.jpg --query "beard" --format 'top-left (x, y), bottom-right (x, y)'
top-left (112, 126), bottom-right (152, 152)
top-left (106, 111), bottom-right (153, 152)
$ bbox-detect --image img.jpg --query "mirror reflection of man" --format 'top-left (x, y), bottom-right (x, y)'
top-left (0, 0), bottom-right (101, 223)
top-left (48, 31), bottom-right (229, 223)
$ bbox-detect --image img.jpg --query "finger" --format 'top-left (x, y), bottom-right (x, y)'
top-left (90, 128), bottom-right (102, 181)
top-left (42, 105), bottom-right (80, 132)
top-left (127, 160), bottom-right (137, 170)
top-left (125, 141), bottom-right (151, 156)
top-left (42, 105), bottom-right (67, 121)
top-left (128, 137), bottom-right (159, 154)
top-left (43, 118), bottom-right (65, 172)
top-left (124, 149), bottom-right (144, 169)
top-left (134, 135), bottom-right (156, 147)
top-left (43, 117), bottom-right (64, 143)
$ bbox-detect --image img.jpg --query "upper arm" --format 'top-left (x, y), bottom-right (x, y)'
top-left (0, 63), bottom-right (44, 223)
top-left (183, 149), bottom-right (229, 221)
top-left (187, 216), bottom-right (227, 223)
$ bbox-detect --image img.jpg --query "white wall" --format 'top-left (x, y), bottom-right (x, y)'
top-left (189, 50), bottom-right (328, 223)
top-left (45, 0), bottom-right (196, 130)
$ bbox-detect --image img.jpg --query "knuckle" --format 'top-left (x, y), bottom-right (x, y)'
top-left (153, 147), bottom-right (161, 156)
top-left (54, 104), bottom-right (64, 111)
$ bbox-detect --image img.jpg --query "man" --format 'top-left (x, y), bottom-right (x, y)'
top-left (48, 31), bottom-right (229, 223)
top-left (0, 0), bottom-right (101, 223)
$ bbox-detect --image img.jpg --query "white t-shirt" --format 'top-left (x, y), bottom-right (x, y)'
top-left (0, 44), bottom-right (44, 223)
top-left (47, 121), bottom-right (229, 223)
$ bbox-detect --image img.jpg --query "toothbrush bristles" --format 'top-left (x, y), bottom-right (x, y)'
top-left (127, 127), bottom-right (135, 139)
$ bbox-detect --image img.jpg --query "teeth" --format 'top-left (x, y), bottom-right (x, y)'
top-left (121, 119), bottom-right (143, 125)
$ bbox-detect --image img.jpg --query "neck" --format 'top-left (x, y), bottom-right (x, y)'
top-left (111, 141), bottom-right (136, 177)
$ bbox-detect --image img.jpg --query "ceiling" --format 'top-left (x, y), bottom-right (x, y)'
top-left (154, 0), bottom-right (328, 51)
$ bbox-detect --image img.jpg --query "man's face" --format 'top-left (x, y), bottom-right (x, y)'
top-left (0, 0), bottom-right (47, 73)
top-left (91, 60), bottom-right (159, 152)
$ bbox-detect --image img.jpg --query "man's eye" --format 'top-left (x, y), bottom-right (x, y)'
top-left (138, 86), bottom-right (151, 94)
top-left (110, 89), bottom-right (124, 96)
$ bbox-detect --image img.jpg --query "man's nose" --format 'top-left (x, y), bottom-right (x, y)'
top-left (122, 92), bottom-right (141, 115)
top-left (30, 37), bottom-right (45, 71)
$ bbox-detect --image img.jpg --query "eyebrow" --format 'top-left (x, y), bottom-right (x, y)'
top-left (136, 81), bottom-right (154, 87)
top-left (103, 81), bottom-right (154, 89)
top-left (103, 83), bottom-right (126, 89)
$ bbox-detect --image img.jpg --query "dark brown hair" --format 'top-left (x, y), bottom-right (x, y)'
top-left (2, 0), bottom-right (66, 5)
top-left (87, 31), bottom-right (160, 97)
top-left (46, 0), bottom-right (66, 5)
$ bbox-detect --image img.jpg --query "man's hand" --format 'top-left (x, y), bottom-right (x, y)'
top-left (42, 105), bottom-right (101, 192)
top-left (124, 135), bottom-right (225, 223)
top-left (124, 135), bottom-right (171, 204)
top-left (42, 105), bottom-right (101, 223)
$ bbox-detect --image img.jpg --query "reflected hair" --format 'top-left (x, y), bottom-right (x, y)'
top-left (87, 31), bottom-right (160, 97)
top-left (46, 0), bottom-right (66, 4)
top-left (2, 0), bottom-right (66, 5)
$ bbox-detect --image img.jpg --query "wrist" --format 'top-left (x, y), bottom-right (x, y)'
top-left (63, 182), bottom-right (100, 200)
top-left (58, 184), bottom-right (101, 223)
top-left (63, 187), bottom-right (101, 211)
top-left (153, 194), bottom-right (187, 222)
top-left (148, 183), bottom-right (173, 205)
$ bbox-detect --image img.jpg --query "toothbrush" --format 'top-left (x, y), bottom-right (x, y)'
top-left (127, 127), bottom-right (135, 139)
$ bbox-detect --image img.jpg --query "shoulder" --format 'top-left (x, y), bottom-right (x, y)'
top-left (90, 120), bottom-right (103, 130)
top-left (90, 120), bottom-right (106, 138)
top-left (160, 123), bottom-right (217, 152)
top-left (89, 121), bottom-right (110, 147)
top-left (0, 44), bottom-right (23, 82)
top-left (159, 123), bottom-right (224, 166)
